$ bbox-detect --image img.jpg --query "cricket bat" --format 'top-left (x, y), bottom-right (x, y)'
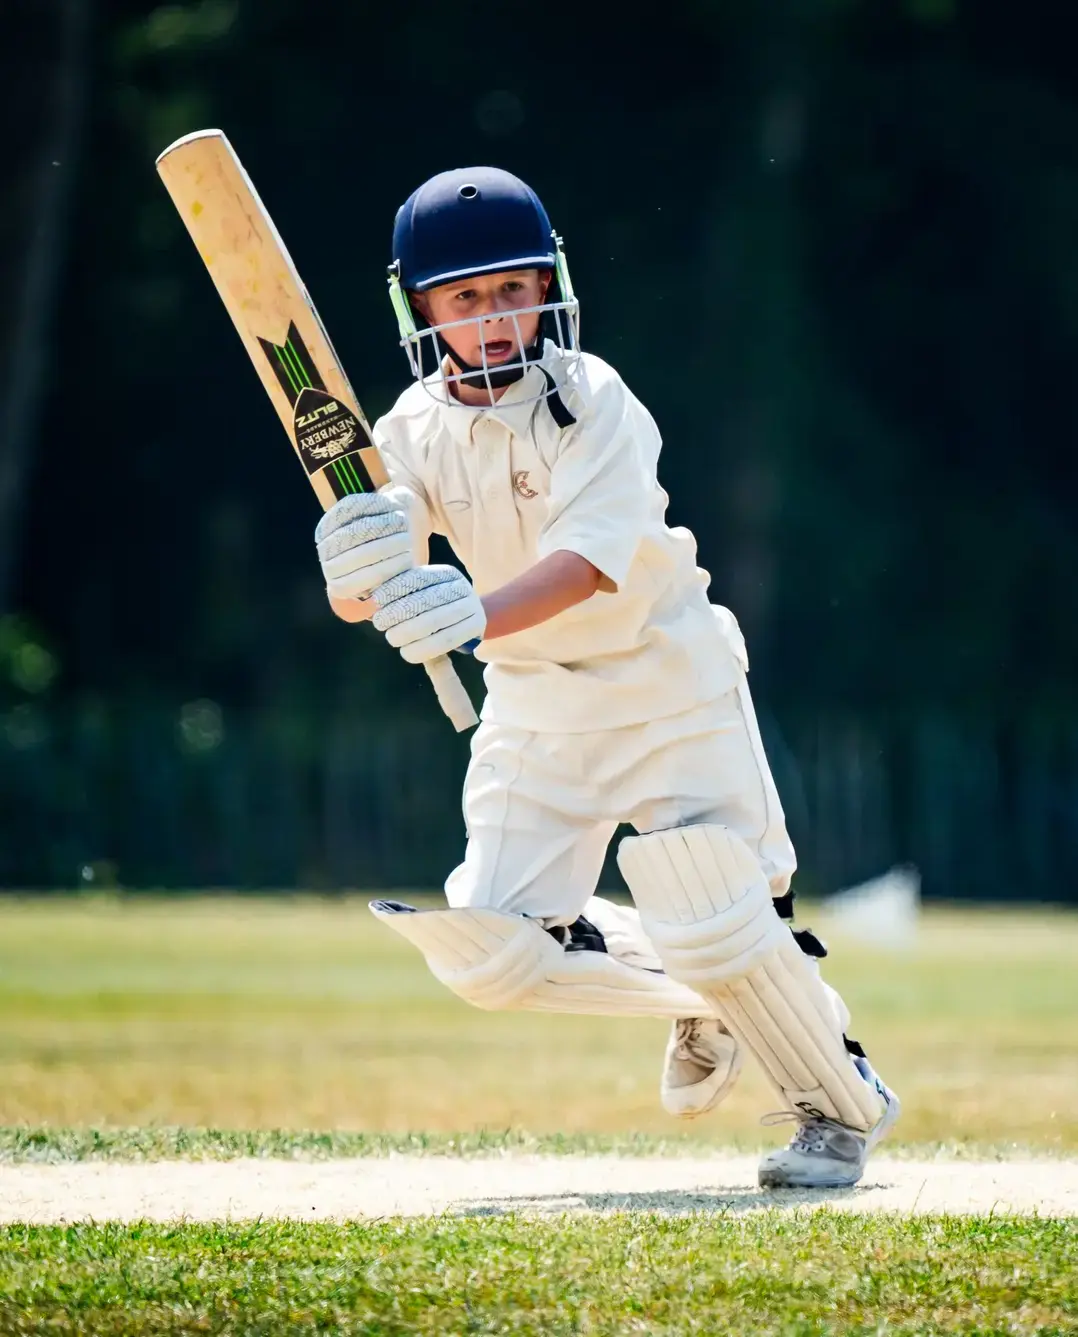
top-left (155, 129), bottom-right (478, 732)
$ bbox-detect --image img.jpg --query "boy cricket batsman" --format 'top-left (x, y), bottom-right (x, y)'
top-left (316, 167), bottom-right (900, 1188)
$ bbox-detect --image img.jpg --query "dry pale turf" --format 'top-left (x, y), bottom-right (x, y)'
top-left (0, 895), bottom-right (1076, 1229)
top-left (1, 895), bottom-right (1076, 1149)
top-left (0, 1153), bottom-right (1076, 1224)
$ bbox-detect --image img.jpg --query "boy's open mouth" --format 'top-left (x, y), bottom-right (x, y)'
top-left (482, 339), bottom-right (514, 361)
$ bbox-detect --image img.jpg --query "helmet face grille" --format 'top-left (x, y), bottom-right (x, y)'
top-left (387, 240), bottom-right (582, 410)
top-left (402, 300), bottom-right (582, 409)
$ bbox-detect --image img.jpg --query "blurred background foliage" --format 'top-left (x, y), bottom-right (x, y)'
top-left (2, 0), bottom-right (1076, 897)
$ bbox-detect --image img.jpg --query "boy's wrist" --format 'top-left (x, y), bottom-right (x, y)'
top-left (326, 590), bottom-right (375, 624)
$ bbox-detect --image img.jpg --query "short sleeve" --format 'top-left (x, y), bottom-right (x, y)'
top-left (535, 374), bottom-right (653, 592)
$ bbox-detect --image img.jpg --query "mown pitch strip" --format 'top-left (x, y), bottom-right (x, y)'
top-left (1, 1154), bottom-right (1076, 1223)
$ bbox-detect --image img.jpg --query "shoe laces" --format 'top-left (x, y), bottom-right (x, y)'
top-left (673, 1018), bottom-right (709, 1063)
top-left (760, 1109), bottom-right (845, 1154)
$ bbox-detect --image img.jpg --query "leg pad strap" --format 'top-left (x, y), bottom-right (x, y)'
top-left (618, 826), bottom-right (885, 1130)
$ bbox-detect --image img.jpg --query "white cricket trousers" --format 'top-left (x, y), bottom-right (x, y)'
top-left (446, 671), bottom-right (854, 1033)
top-left (446, 670), bottom-right (795, 932)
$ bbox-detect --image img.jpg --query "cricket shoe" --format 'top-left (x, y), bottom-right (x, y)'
top-left (661, 1017), bottom-right (743, 1118)
top-left (757, 1057), bottom-right (901, 1189)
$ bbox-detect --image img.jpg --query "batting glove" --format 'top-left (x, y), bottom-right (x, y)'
top-left (315, 490), bottom-right (413, 601)
top-left (372, 565), bottom-right (486, 664)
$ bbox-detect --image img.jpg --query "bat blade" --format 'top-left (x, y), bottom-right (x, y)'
top-left (155, 128), bottom-right (387, 503)
top-left (156, 128), bottom-right (477, 731)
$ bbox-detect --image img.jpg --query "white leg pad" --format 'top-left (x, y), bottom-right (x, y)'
top-left (369, 899), bottom-right (716, 1019)
top-left (618, 825), bottom-right (885, 1130)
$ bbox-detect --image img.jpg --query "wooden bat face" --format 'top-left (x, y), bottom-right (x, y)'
top-left (155, 129), bottom-right (389, 509)
top-left (154, 128), bottom-right (478, 732)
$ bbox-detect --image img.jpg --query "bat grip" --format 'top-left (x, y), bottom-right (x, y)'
top-left (424, 655), bottom-right (479, 732)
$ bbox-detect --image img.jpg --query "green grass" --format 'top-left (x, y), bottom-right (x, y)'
top-left (0, 897), bottom-right (1074, 1333)
top-left (0, 1126), bottom-right (715, 1163)
top-left (0, 1126), bottom-right (1061, 1164)
top-left (0, 895), bottom-right (1076, 1150)
top-left (0, 1215), bottom-right (1073, 1335)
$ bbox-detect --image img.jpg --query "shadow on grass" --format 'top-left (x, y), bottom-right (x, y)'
top-left (453, 1183), bottom-right (865, 1217)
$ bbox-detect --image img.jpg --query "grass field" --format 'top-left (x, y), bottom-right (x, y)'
top-left (1, 895), bottom-right (1075, 1335)
top-left (0, 894), bottom-right (1075, 1151)
top-left (0, 1215), bottom-right (1074, 1335)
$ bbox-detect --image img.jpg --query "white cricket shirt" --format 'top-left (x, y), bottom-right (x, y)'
top-left (374, 344), bottom-right (747, 733)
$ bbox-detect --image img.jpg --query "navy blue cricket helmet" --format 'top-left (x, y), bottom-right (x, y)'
top-left (393, 167), bottom-right (557, 292)
top-left (387, 166), bottom-right (580, 417)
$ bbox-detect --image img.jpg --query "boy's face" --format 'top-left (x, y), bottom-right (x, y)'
top-left (415, 268), bottom-right (551, 370)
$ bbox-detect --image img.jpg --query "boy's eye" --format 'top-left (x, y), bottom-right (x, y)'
top-left (504, 281), bottom-right (524, 293)
top-left (455, 289), bottom-right (476, 302)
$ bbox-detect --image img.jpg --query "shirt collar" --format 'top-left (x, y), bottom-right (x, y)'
top-left (430, 359), bottom-right (548, 449)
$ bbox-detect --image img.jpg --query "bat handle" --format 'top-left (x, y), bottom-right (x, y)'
top-left (424, 655), bottom-right (479, 732)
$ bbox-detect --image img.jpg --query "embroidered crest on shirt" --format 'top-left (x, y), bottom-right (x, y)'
top-left (512, 470), bottom-right (539, 500)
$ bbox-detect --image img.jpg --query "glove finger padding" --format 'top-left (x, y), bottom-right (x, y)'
top-left (316, 493), bottom-right (412, 600)
top-left (322, 533), bottom-right (412, 596)
top-left (384, 602), bottom-right (478, 653)
top-left (373, 565), bottom-right (486, 662)
top-left (373, 566), bottom-right (466, 629)
top-left (317, 509), bottom-right (406, 561)
top-left (314, 491), bottom-right (401, 543)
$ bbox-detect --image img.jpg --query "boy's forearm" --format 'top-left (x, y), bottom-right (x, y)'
top-left (326, 550), bottom-right (601, 639)
top-left (481, 550), bottom-right (602, 640)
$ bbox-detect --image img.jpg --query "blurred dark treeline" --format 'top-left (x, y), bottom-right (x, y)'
top-left (2, 0), bottom-right (1077, 899)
